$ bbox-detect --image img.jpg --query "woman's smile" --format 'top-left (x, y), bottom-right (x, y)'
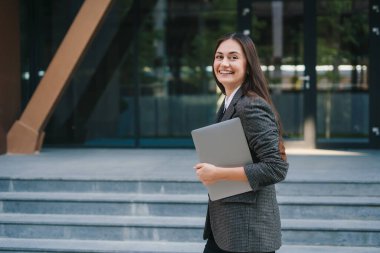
top-left (219, 70), bottom-right (233, 74)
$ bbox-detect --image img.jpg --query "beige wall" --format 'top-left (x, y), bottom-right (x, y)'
top-left (0, 0), bottom-right (21, 154)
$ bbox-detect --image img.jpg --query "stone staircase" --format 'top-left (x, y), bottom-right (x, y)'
top-left (0, 178), bottom-right (379, 253)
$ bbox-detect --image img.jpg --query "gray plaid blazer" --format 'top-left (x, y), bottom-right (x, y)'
top-left (203, 88), bottom-right (289, 252)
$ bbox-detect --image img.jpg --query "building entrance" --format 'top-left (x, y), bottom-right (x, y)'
top-left (17, 0), bottom-right (378, 149)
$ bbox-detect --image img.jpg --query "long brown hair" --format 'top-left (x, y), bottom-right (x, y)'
top-left (213, 32), bottom-right (286, 159)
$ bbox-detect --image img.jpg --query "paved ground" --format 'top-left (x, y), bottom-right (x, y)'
top-left (0, 148), bottom-right (379, 183)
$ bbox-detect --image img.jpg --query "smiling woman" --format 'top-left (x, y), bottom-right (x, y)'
top-left (195, 32), bottom-right (288, 253)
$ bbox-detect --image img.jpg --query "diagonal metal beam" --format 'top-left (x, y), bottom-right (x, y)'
top-left (7, 0), bottom-right (113, 154)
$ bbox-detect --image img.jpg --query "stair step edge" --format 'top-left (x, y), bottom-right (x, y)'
top-left (0, 238), bottom-right (379, 253)
top-left (0, 214), bottom-right (379, 231)
top-left (2, 192), bottom-right (380, 205)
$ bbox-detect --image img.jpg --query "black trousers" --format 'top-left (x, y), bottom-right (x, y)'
top-left (203, 233), bottom-right (275, 253)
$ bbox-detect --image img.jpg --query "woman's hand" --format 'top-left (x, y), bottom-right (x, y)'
top-left (194, 163), bottom-right (249, 186)
top-left (194, 163), bottom-right (220, 186)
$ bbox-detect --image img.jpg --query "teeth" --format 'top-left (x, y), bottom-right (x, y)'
top-left (220, 71), bottom-right (232, 74)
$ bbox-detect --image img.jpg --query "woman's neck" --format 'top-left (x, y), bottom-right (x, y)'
top-left (225, 84), bottom-right (241, 97)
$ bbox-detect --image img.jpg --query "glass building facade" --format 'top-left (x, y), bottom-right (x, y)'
top-left (18, 0), bottom-right (380, 149)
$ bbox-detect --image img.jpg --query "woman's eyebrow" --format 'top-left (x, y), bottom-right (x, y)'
top-left (215, 51), bottom-right (241, 54)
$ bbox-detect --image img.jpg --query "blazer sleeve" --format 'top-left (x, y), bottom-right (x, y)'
top-left (238, 96), bottom-right (289, 192)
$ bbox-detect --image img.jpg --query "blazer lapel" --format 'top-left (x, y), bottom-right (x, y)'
top-left (216, 100), bottom-right (225, 123)
top-left (220, 87), bottom-right (243, 121)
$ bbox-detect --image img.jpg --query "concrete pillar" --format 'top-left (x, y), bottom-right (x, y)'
top-left (0, 0), bottom-right (21, 155)
top-left (237, 0), bottom-right (252, 36)
top-left (153, 0), bottom-right (167, 96)
top-left (272, 1), bottom-right (283, 83)
top-left (272, 1), bottom-right (283, 61)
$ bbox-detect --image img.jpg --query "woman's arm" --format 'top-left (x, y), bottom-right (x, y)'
top-left (240, 96), bottom-right (288, 191)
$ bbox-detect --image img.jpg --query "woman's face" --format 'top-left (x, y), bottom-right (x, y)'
top-left (213, 39), bottom-right (247, 93)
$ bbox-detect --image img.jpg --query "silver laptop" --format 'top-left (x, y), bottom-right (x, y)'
top-left (191, 117), bottom-right (253, 201)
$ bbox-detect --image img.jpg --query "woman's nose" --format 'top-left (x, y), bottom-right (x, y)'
top-left (221, 58), bottom-right (230, 66)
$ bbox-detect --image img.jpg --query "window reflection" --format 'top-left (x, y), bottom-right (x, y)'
top-left (22, 0), bottom-right (370, 147)
top-left (317, 0), bottom-right (369, 141)
top-left (253, 0), bottom-right (304, 140)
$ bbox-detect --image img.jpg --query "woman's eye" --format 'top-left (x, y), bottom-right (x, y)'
top-left (230, 56), bottom-right (238, 60)
top-left (215, 55), bottom-right (223, 60)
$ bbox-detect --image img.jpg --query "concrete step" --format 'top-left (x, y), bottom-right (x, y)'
top-left (0, 192), bottom-right (208, 216)
top-left (0, 238), bottom-right (379, 253)
top-left (0, 238), bottom-right (204, 253)
top-left (1, 192), bottom-right (380, 219)
top-left (2, 178), bottom-right (380, 196)
top-left (277, 181), bottom-right (380, 196)
top-left (281, 219), bottom-right (380, 246)
top-left (279, 195), bottom-right (380, 220)
top-left (0, 214), bottom-right (379, 246)
top-left (0, 179), bottom-right (206, 195)
top-left (278, 245), bottom-right (380, 253)
top-left (0, 214), bottom-right (204, 242)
